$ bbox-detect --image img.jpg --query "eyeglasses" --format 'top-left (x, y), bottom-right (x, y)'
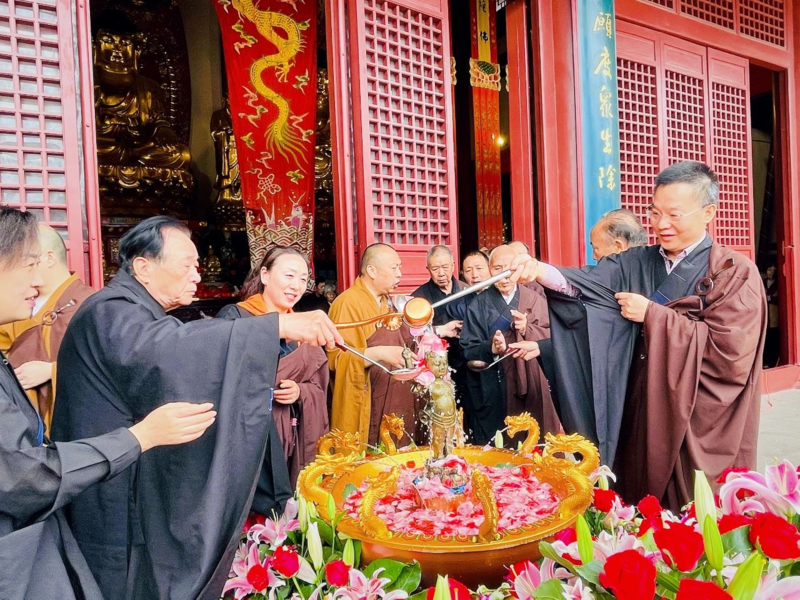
top-left (646, 205), bottom-right (706, 224)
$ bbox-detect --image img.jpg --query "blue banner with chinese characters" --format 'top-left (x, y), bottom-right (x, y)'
top-left (577, 0), bottom-right (621, 263)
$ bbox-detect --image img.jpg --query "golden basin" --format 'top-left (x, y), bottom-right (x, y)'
top-left (298, 417), bottom-right (597, 588)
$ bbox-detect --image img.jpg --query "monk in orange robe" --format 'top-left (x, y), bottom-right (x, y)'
top-left (0, 224), bottom-right (93, 433)
top-left (327, 243), bottom-right (408, 442)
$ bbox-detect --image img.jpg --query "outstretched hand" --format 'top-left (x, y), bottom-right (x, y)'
top-left (509, 253), bottom-right (541, 284)
top-left (615, 292), bottom-right (650, 322)
top-left (508, 340), bottom-right (540, 361)
top-left (279, 311), bottom-right (343, 349)
top-left (129, 402), bottom-right (216, 453)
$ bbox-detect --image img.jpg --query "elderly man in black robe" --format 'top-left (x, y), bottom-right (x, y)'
top-left (0, 208), bottom-right (217, 599)
top-left (523, 161), bottom-right (765, 510)
top-left (51, 216), bottom-right (341, 600)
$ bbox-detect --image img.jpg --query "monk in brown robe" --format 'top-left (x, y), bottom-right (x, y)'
top-left (217, 247), bottom-right (329, 487)
top-left (460, 245), bottom-right (560, 444)
top-left (0, 224), bottom-right (94, 434)
top-left (527, 161), bottom-right (766, 510)
top-left (327, 244), bottom-right (407, 442)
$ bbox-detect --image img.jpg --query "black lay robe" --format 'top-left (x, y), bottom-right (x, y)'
top-left (0, 352), bottom-right (141, 599)
top-left (460, 285), bottom-right (555, 444)
top-left (52, 270), bottom-right (292, 600)
top-left (542, 237), bottom-right (714, 469)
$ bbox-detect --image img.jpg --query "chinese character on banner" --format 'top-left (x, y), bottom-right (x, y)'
top-left (601, 128), bottom-right (612, 154)
top-left (593, 12), bottom-right (613, 38)
top-left (598, 165), bottom-right (617, 191)
top-left (599, 85), bottom-right (613, 118)
top-left (593, 46), bottom-right (612, 79)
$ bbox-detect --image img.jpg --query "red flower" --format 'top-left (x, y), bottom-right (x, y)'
top-left (247, 564), bottom-right (270, 591)
top-left (638, 495), bottom-right (662, 519)
top-left (426, 578), bottom-right (471, 600)
top-left (271, 545), bottom-right (300, 578)
top-left (325, 560), bottom-right (351, 587)
top-left (718, 514), bottom-right (753, 535)
top-left (243, 511), bottom-right (267, 533)
top-left (653, 522), bottom-right (705, 572)
top-left (598, 550), bottom-right (656, 600)
top-left (637, 515), bottom-right (663, 538)
top-left (553, 527), bottom-right (577, 545)
top-left (716, 466), bottom-right (749, 484)
top-left (676, 579), bottom-right (733, 600)
top-left (749, 512), bottom-right (800, 560)
top-left (593, 489), bottom-right (619, 513)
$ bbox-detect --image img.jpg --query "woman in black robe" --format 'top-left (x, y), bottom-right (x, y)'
top-left (218, 247), bottom-right (329, 489)
top-left (0, 207), bottom-right (216, 599)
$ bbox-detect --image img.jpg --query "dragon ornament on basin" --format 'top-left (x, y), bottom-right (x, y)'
top-left (379, 413), bottom-right (406, 456)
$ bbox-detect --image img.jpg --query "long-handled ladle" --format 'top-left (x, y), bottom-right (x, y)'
top-left (335, 342), bottom-right (423, 381)
top-left (466, 350), bottom-right (515, 372)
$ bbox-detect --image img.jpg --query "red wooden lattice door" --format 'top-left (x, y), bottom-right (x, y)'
top-left (0, 0), bottom-right (87, 278)
top-left (335, 0), bottom-right (458, 291)
top-left (616, 21), bottom-right (754, 258)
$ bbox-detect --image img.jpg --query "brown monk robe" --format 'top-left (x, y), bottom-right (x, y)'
top-left (0, 225), bottom-right (94, 434)
top-left (615, 243), bottom-right (766, 510)
top-left (367, 321), bottom-right (418, 447)
top-left (502, 282), bottom-right (561, 435)
top-left (217, 294), bottom-right (329, 486)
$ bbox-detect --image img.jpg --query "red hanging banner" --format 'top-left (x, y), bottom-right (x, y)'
top-left (469, 0), bottom-right (503, 249)
top-left (214, 0), bottom-right (318, 266)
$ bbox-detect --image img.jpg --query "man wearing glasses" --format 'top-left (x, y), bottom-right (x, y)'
top-left (521, 161), bottom-right (766, 511)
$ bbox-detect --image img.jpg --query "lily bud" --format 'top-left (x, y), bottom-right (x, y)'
top-left (298, 496), bottom-right (309, 533)
top-left (433, 575), bottom-right (450, 600)
top-left (343, 538), bottom-right (355, 567)
top-left (494, 431), bottom-right (503, 449)
top-left (307, 522), bottom-right (324, 570)
top-left (702, 514), bottom-right (724, 572)
top-left (576, 514), bottom-right (594, 564)
top-left (693, 470), bottom-right (717, 527)
top-left (327, 493), bottom-right (337, 522)
top-left (727, 551), bottom-right (765, 600)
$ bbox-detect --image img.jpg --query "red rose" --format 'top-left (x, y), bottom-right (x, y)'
top-left (243, 511), bottom-right (267, 533)
top-left (716, 466), bottom-right (749, 484)
top-left (247, 564), bottom-right (270, 591)
top-left (676, 579), bottom-right (733, 600)
top-left (749, 512), bottom-right (800, 560)
top-left (598, 550), bottom-right (656, 600)
top-left (718, 514), bottom-right (753, 535)
top-left (653, 522), bottom-right (704, 572)
top-left (426, 578), bottom-right (471, 600)
top-left (637, 515), bottom-right (663, 538)
top-left (553, 527), bottom-right (577, 545)
top-left (638, 495), bottom-right (662, 519)
top-left (271, 545), bottom-right (300, 578)
top-left (593, 489), bottom-right (619, 513)
top-left (325, 560), bottom-right (351, 587)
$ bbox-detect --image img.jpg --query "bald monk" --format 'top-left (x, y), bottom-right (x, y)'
top-left (590, 209), bottom-right (647, 261)
top-left (460, 245), bottom-right (560, 444)
top-left (0, 225), bottom-right (94, 433)
top-left (327, 244), bottom-right (408, 442)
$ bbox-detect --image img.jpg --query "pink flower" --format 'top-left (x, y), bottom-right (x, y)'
top-left (248, 498), bottom-right (300, 547)
top-left (224, 543), bottom-right (283, 600)
top-left (561, 579), bottom-right (595, 600)
top-left (414, 370), bottom-right (436, 387)
top-left (332, 568), bottom-right (409, 600)
top-left (756, 576), bottom-right (800, 600)
top-left (719, 461), bottom-right (800, 517)
top-left (508, 560), bottom-right (546, 600)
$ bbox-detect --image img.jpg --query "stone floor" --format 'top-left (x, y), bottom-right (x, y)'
top-left (758, 388), bottom-right (800, 470)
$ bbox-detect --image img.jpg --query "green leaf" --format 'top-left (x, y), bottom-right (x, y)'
top-left (364, 558), bottom-right (407, 584)
top-left (390, 561), bottom-right (422, 594)
top-left (574, 560), bottom-right (603, 587)
top-left (532, 578), bottom-right (566, 599)
top-left (316, 520), bottom-right (335, 546)
top-left (575, 515), bottom-right (594, 565)
top-left (408, 591), bottom-right (429, 600)
top-left (639, 528), bottom-right (659, 553)
top-left (722, 526), bottom-right (753, 556)
top-left (703, 514), bottom-right (725, 572)
top-left (538, 542), bottom-right (578, 576)
top-left (728, 551), bottom-right (765, 600)
top-left (655, 571), bottom-right (680, 594)
top-left (343, 483), bottom-right (358, 501)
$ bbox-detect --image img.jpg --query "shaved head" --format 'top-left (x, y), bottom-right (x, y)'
top-left (38, 224), bottom-right (67, 265)
top-left (508, 240), bottom-right (530, 255)
top-left (489, 245), bottom-right (516, 295)
top-left (360, 243), bottom-right (397, 274)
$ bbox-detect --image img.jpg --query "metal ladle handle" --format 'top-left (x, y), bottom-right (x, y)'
top-left (430, 269), bottom-right (513, 311)
top-left (335, 342), bottom-right (392, 375)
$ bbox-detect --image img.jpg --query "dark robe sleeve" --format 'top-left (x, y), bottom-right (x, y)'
top-left (460, 295), bottom-right (497, 364)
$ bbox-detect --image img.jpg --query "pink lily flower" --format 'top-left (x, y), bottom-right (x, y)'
top-left (249, 498), bottom-right (300, 547)
top-left (720, 461), bottom-right (800, 517)
top-left (223, 543), bottom-right (283, 600)
top-left (333, 568), bottom-right (409, 600)
top-left (510, 560), bottom-right (548, 600)
top-left (755, 575), bottom-right (800, 600)
top-left (562, 579), bottom-right (596, 600)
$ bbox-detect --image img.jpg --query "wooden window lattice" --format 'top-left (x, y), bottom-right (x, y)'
top-left (711, 83), bottom-right (751, 249)
top-left (617, 57), bottom-right (659, 243)
top-left (739, 0), bottom-right (785, 46)
top-left (664, 70), bottom-right (706, 165)
top-left (680, 0), bottom-right (735, 30)
top-left (0, 0), bottom-right (84, 274)
top-left (363, 0), bottom-right (450, 247)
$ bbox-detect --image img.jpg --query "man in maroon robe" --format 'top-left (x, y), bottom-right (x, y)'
top-left (524, 161), bottom-right (766, 510)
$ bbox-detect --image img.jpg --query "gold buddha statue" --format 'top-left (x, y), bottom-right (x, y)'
top-left (202, 245), bottom-right (222, 284)
top-left (93, 28), bottom-right (193, 197)
top-left (210, 97), bottom-right (245, 231)
top-left (419, 350), bottom-right (458, 461)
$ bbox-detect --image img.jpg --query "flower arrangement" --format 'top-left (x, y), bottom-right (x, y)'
top-left (225, 461), bottom-right (800, 600)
